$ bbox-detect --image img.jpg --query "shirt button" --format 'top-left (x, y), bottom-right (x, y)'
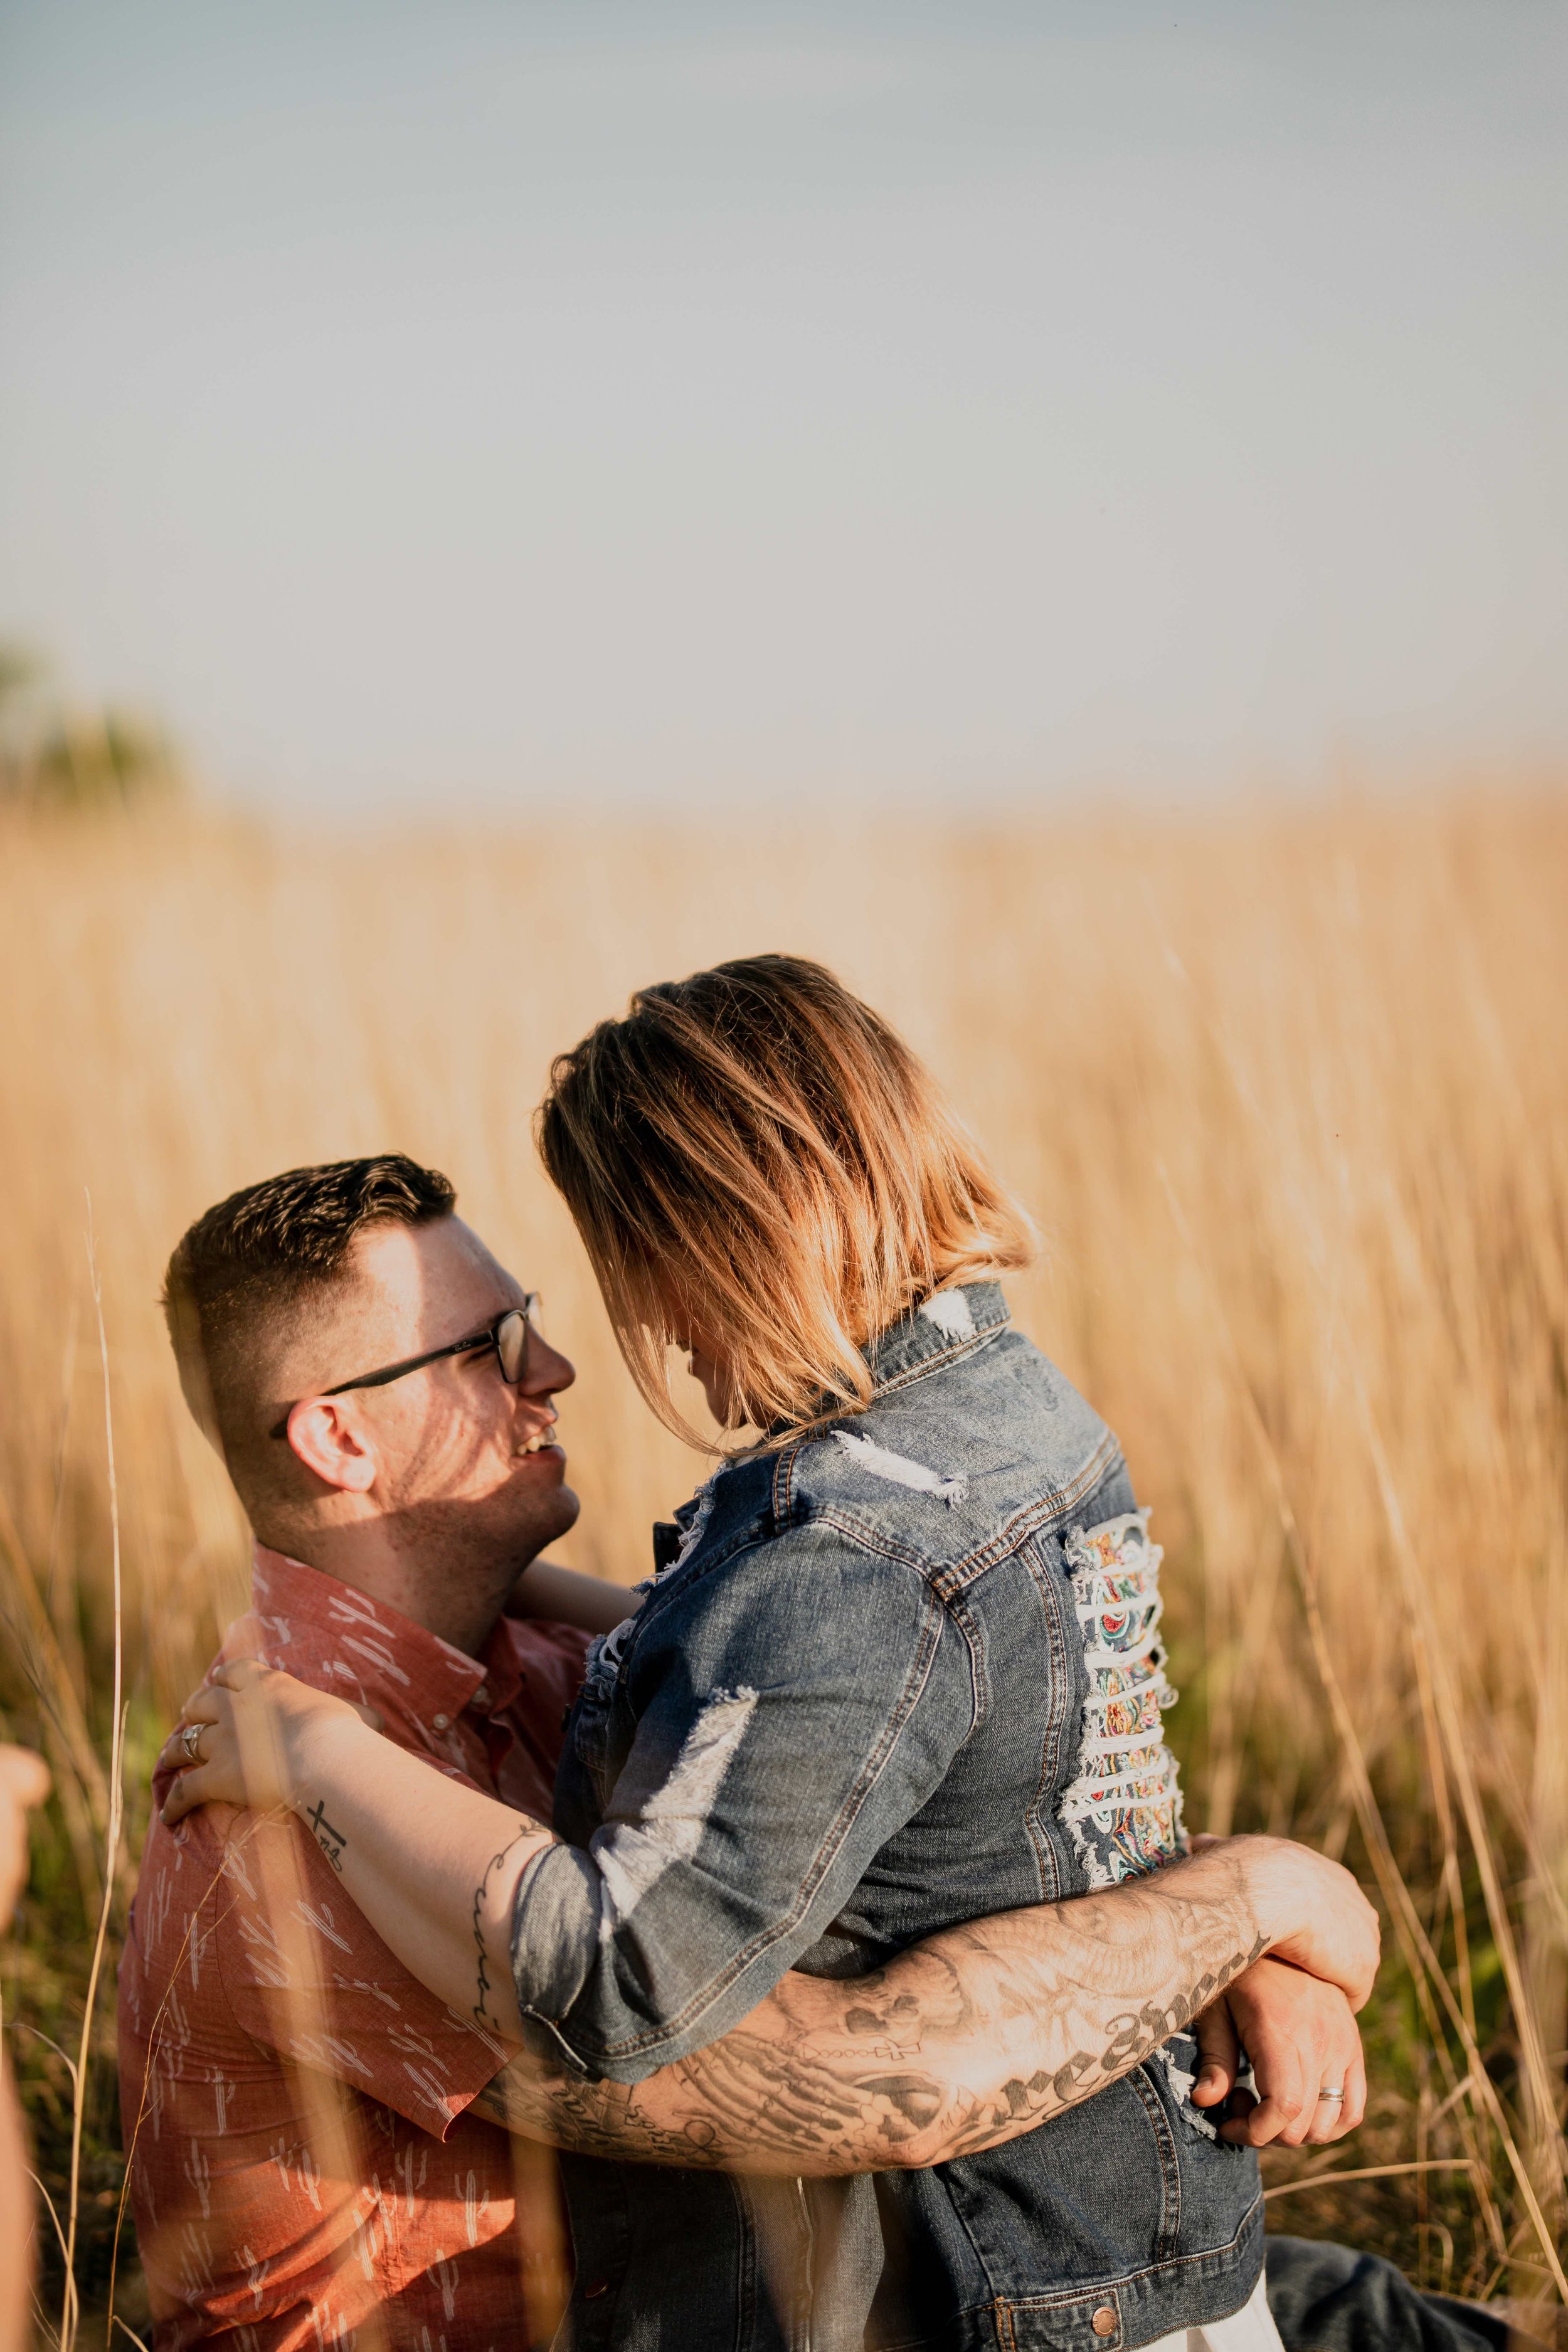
top-left (1091, 2309), bottom-right (1118, 2340)
top-left (472, 1685), bottom-right (491, 1712)
top-left (581, 2280), bottom-right (609, 2300)
top-left (432, 1713), bottom-right (450, 1732)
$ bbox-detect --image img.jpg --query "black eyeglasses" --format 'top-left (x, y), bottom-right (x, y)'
top-left (272, 1295), bottom-right (539, 1436)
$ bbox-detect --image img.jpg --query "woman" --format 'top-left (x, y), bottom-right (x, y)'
top-left (166, 957), bottom-right (1360, 2351)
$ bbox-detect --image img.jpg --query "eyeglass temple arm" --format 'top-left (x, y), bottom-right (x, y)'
top-left (322, 1331), bottom-right (489, 1399)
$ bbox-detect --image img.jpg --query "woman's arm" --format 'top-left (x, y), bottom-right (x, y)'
top-left (169, 1544), bottom-right (975, 2071)
top-left (507, 1557), bottom-right (635, 1638)
top-left (162, 1663), bottom-right (551, 2036)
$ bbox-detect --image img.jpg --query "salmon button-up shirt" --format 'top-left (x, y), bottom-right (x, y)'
top-left (117, 1547), bottom-right (590, 2352)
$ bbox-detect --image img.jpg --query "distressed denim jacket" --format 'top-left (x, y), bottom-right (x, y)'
top-left (512, 1285), bottom-right (1263, 2352)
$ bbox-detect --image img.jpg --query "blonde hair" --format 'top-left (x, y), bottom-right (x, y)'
top-left (535, 955), bottom-right (1036, 1446)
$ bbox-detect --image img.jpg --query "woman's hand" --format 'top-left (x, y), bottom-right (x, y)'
top-left (1191, 1954), bottom-right (1366, 2146)
top-left (159, 1660), bottom-right (381, 1826)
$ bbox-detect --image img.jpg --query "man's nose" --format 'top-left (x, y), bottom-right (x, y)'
top-left (526, 1329), bottom-right (575, 1397)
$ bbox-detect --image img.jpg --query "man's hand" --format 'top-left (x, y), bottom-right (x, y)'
top-left (1192, 1956), bottom-right (1366, 2146)
top-left (1198, 1833), bottom-right (1380, 2009)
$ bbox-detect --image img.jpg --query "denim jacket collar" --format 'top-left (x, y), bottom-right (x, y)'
top-left (733, 1283), bottom-right (1014, 1480)
top-left (861, 1278), bottom-right (1010, 1395)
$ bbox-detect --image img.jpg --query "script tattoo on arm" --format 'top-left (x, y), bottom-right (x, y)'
top-left (472, 1826), bottom-right (538, 2032)
top-left (470, 1858), bottom-right (1270, 2177)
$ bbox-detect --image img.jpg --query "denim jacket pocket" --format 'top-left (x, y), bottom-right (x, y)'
top-left (987, 2282), bottom-right (1125, 2350)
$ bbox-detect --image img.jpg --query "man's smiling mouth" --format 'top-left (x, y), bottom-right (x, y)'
top-left (516, 1428), bottom-right (561, 1458)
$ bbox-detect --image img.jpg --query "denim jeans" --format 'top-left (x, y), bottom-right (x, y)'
top-left (1264, 2237), bottom-right (1511, 2352)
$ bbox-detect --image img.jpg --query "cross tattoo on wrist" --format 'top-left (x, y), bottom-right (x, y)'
top-left (305, 1797), bottom-right (348, 1873)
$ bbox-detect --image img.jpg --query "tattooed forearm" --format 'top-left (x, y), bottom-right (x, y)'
top-left (471, 1850), bottom-right (1279, 2176)
top-left (931, 1929), bottom-right (1265, 2163)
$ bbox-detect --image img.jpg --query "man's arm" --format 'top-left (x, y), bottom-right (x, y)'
top-left (470, 1839), bottom-right (1375, 2176)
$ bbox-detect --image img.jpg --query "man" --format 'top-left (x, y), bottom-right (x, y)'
top-left (121, 1155), bottom-right (1494, 2352)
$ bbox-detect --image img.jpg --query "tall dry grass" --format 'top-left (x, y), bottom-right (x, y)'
top-left (1, 792), bottom-right (1564, 2335)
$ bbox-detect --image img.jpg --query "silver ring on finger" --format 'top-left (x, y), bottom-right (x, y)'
top-left (180, 1721), bottom-right (204, 1766)
top-left (1316, 2086), bottom-right (1345, 2104)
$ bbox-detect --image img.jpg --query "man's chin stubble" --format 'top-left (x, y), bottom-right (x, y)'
top-left (381, 1480), bottom-right (580, 1591)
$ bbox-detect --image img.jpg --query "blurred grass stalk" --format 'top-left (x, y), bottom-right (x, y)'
top-left (0, 791), bottom-right (1564, 2330)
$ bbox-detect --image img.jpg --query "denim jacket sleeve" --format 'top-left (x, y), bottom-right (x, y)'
top-left (508, 1520), bottom-right (973, 2081)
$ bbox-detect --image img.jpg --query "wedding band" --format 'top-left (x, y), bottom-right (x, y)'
top-left (1316, 2086), bottom-right (1345, 2103)
top-left (180, 1721), bottom-right (204, 1765)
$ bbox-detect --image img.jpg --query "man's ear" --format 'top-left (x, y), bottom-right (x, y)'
top-left (285, 1396), bottom-right (379, 1493)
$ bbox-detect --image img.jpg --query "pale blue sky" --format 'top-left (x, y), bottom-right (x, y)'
top-left (1, 1), bottom-right (1564, 809)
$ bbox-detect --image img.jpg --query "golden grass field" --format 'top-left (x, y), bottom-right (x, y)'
top-left (1, 791), bottom-right (1565, 2340)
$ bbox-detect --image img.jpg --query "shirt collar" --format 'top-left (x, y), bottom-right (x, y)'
top-left (249, 1544), bottom-right (523, 1739)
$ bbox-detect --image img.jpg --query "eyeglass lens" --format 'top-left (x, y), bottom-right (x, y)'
top-left (495, 1308), bottom-right (529, 1385)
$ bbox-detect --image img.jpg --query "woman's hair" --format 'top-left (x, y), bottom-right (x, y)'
top-left (536, 954), bottom-right (1035, 1444)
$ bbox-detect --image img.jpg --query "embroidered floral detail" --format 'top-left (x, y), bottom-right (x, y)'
top-left (1057, 1509), bottom-right (1185, 1887)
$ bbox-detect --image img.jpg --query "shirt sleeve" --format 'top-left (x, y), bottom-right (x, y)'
top-left (211, 1804), bottom-right (512, 2139)
top-left (510, 1524), bottom-right (971, 2082)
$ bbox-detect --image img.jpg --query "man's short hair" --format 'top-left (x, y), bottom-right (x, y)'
top-left (163, 1155), bottom-right (456, 1513)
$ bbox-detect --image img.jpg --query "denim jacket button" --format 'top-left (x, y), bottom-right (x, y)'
top-left (1091, 2309), bottom-right (1117, 2339)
